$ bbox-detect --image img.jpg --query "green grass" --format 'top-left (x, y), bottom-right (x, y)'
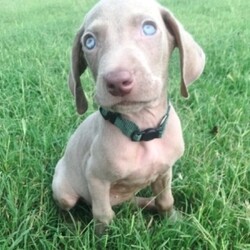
top-left (0, 0), bottom-right (249, 249)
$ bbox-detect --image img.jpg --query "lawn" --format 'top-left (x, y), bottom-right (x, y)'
top-left (0, 0), bottom-right (249, 249)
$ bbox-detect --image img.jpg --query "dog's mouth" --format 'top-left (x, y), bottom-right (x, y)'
top-left (104, 98), bottom-right (160, 114)
top-left (117, 100), bottom-right (148, 106)
top-left (95, 90), bottom-right (161, 114)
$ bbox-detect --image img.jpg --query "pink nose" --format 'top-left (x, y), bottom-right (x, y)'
top-left (104, 70), bottom-right (133, 96)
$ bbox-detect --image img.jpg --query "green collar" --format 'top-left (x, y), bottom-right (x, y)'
top-left (99, 101), bottom-right (171, 142)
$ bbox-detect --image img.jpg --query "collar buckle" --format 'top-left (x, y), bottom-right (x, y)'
top-left (131, 128), bottom-right (162, 142)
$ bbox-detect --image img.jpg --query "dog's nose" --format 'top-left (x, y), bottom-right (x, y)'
top-left (104, 70), bottom-right (133, 96)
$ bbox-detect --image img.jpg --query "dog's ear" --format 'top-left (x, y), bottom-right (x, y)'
top-left (160, 7), bottom-right (205, 97)
top-left (68, 25), bottom-right (88, 114)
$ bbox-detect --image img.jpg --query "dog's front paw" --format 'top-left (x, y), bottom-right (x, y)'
top-left (94, 220), bottom-right (109, 235)
top-left (93, 209), bottom-right (115, 235)
top-left (166, 208), bottom-right (182, 223)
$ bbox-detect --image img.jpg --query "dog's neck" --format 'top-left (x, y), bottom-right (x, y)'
top-left (99, 98), bottom-right (170, 142)
top-left (121, 97), bottom-right (169, 129)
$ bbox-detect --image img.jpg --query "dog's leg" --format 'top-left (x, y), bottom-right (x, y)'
top-left (52, 159), bottom-right (79, 210)
top-left (151, 167), bottom-right (174, 216)
top-left (132, 168), bottom-right (174, 215)
top-left (87, 176), bottom-right (115, 235)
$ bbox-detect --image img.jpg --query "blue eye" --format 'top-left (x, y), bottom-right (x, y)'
top-left (142, 21), bottom-right (157, 36)
top-left (84, 34), bottom-right (96, 50)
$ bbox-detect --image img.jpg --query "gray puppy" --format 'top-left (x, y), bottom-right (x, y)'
top-left (52, 0), bottom-right (205, 234)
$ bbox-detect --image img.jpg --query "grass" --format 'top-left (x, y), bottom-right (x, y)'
top-left (0, 0), bottom-right (249, 249)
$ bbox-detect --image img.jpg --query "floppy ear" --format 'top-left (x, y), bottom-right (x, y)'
top-left (68, 26), bottom-right (88, 114)
top-left (160, 8), bottom-right (205, 97)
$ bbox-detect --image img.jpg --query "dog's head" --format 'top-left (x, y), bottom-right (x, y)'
top-left (69, 0), bottom-right (205, 114)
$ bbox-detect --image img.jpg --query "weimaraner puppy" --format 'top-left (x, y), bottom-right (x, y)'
top-left (52, 0), bottom-right (205, 234)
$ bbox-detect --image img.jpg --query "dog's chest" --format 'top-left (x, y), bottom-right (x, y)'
top-left (109, 140), bottom-right (171, 204)
top-left (133, 143), bottom-right (169, 178)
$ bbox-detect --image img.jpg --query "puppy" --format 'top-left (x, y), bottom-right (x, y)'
top-left (52, 0), bottom-right (205, 234)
